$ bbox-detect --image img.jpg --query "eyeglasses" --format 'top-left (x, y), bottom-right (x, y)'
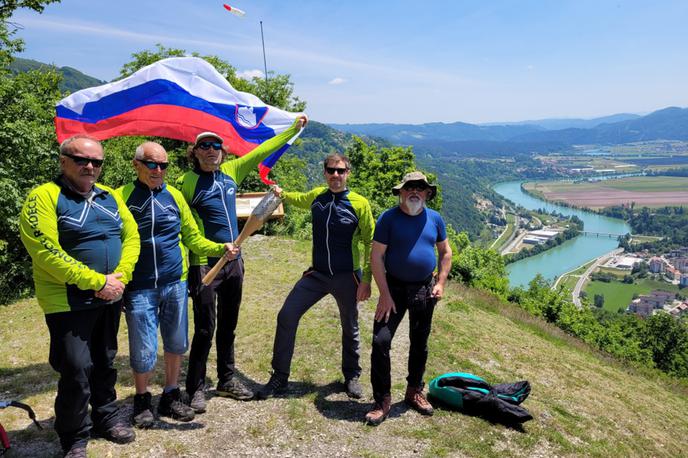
top-left (197, 141), bottom-right (223, 151)
top-left (325, 167), bottom-right (348, 175)
top-left (137, 159), bottom-right (169, 170)
top-left (402, 182), bottom-right (429, 192)
top-left (62, 152), bottom-right (104, 168)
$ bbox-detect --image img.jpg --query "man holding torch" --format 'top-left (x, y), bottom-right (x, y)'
top-left (177, 116), bottom-right (307, 412)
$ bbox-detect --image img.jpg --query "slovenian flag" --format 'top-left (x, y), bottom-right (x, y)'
top-left (55, 56), bottom-right (305, 184)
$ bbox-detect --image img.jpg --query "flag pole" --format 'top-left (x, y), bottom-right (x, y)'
top-left (260, 20), bottom-right (269, 84)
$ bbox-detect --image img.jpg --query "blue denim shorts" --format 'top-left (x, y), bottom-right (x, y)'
top-left (124, 280), bottom-right (189, 373)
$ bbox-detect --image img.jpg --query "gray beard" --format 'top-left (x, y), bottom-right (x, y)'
top-left (402, 198), bottom-right (424, 215)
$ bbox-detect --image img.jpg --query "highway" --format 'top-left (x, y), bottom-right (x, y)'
top-left (572, 248), bottom-right (625, 308)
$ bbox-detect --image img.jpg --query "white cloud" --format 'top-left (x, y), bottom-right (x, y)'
top-left (527, 65), bottom-right (535, 71)
top-left (328, 77), bottom-right (347, 85)
top-left (237, 69), bottom-right (265, 80)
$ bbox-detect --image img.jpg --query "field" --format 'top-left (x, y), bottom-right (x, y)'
top-left (525, 176), bottom-right (688, 209)
top-left (584, 277), bottom-right (681, 312)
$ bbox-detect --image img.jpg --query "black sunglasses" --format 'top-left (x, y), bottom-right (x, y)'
top-left (402, 181), bottom-right (429, 192)
top-left (137, 159), bottom-right (169, 170)
top-left (62, 152), bottom-right (104, 168)
top-left (325, 167), bottom-right (348, 175)
top-left (197, 141), bottom-right (223, 151)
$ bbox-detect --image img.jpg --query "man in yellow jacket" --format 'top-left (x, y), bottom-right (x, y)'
top-left (20, 135), bottom-right (140, 458)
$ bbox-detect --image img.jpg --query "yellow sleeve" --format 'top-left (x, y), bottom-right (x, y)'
top-left (20, 184), bottom-right (107, 291)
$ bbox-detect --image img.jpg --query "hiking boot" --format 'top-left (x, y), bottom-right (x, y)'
top-left (405, 386), bottom-right (434, 416)
top-left (96, 422), bottom-right (136, 444)
top-left (158, 388), bottom-right (195, 422)
top-left (344, 377), bottom-right (363, 399)
top-left (63, 444), bottom-right (87, 458)
top-left (255, 375), bottom-right (288, 400)
top-left (187, 388), bottom-right (207, 414)
top-left (216, 378), bottom-right (254, 401)
top-left (132, 392), bottom-right (154, 428)
top-left (365, 395), bottom-right (391, 426)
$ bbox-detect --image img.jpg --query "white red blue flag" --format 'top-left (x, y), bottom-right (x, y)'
top-left (55, 56), bottom-right (305, 183)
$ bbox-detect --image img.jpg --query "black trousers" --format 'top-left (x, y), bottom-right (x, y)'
top-left (370, 275), bottom-right (436, 403)
top-left (44, 302), bottom-right (121, 452)
top-left (186, 259), bottom-right (243, 394)
top-left (271, 269), bottom-right (361, 381)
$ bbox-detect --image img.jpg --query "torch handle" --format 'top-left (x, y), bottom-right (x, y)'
top-left (200, 215), bottom-right (261, 286)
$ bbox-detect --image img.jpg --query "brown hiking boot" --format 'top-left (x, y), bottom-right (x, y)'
top-left (405, 386), bottom-right (434, 416)
top-left (364, 395), bottom-right (391, 426)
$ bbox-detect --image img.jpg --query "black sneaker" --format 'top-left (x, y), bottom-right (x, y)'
top-left (95, 422), bottom-right (136, 444)
top-left (186, 388), bottom-right (207, 414)
top-left (132, 392), bottom-right (154, 428)
top-left (255, 375), bottom-right (288, 400)
top-left (63, 443), bottom-right (87, 458)
top-left (216, 378), bottom-right (254, 401)
top-left (345, 377), bottom-right (363, 399)
top-left (158, 388), bottom-right (195, 422)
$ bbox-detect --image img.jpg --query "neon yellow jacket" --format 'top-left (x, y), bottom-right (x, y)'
top-left (283, 187), bottom-right (374, 282)
top-left (20, 179), bottom-right (140, 314)
top-left (177, 121), bottom-right (301, 266)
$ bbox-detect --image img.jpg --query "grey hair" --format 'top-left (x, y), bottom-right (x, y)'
top-left (135, 141), bottom-right (164, 160)
top-left (59, 134), bottom-right (101, 156)
top-left (323, 152), bottom-right (351, 170)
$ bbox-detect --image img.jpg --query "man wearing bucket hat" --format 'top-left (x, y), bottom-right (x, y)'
top-left (177, 116), bottom-right (306, 411)
top-left (365, 171), bottom-right (452, 426)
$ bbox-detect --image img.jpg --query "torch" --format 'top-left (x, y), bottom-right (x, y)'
top-left (201, 190), bottom-right (282, 286)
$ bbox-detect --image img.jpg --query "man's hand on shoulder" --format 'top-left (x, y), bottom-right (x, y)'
top-left (95, 272), bottom-right (124, 301)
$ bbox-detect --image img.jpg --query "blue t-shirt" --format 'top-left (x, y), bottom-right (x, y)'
top-left (373, 206), bottom-right (447, 282)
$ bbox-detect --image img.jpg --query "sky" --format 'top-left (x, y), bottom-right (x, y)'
top-left (10, 0), bottom-right (688, 124)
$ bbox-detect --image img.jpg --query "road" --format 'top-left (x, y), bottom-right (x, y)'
top-left (572, 248), bottom-right (624, 308)
top-left (499, 216), bottom-right (521, 255)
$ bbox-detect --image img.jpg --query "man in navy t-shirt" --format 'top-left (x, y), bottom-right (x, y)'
top-left (365, 171), bottom-right (453, 426)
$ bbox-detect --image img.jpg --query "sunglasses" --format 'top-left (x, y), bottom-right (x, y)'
top-left (325, 167), bottom-right (348, 175)
top-left (402, 182), bottom-right (429, 192)
top-left (197, 141), bottom-right (223, 151)
top-left (137, 159), bottom-right (169, 170)
top-left (62, 152), bottom-right (104, 168)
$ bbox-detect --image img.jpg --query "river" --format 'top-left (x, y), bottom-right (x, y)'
top-left (493, 181), bottom-right (632, 288)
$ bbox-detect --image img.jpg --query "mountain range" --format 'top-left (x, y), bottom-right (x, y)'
top-left (331, 107), bottom-right (688, 155)
top-left (9, 57), bottom-right (105, 93)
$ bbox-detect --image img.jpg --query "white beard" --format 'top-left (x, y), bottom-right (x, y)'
top-left (402, 197), bottom-right (424, 215)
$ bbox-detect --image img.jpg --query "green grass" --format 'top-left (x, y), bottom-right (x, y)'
top-left (2, 237), bottom-right (688, 457)
top-left (527, 176), bottom-right (688, 194)
top-left (585, 277), bottom-right (680, 312)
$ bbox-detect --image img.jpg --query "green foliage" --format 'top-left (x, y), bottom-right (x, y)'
top-left (449, 231), bottom-right (508, 299)
top-left (0, 69), bottom-right (62, 303)
top-left (345, 136), bottom-right (441, 217)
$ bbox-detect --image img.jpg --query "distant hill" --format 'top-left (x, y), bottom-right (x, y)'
top-left (480, 113), bottom-right (642, 130)
top-left (330, 121), bottom-right (544, 143)
top-left (9, 57), bottom-right (105, 93)
top-left (331, 107), bottom-right (688, 156)
top-left (513, 107), bottom-right (688, 144)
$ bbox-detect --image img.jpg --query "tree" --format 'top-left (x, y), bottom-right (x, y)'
top-left (1, 1), bottom-right (59, 68)
top-left (0, 1), bottom-right (62, 303)
top-left (594, 294), bottom-right (605, 308)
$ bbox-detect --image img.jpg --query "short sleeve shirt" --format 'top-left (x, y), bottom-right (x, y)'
top-left (373, 207), bottom-right (447, 282)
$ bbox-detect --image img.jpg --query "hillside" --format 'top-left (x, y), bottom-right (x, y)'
top-left (333, 107), bottom-right (688, 156)
top-left (1, 237), bottom-right (686, 457)
top-left (9, 57), bottom-right (106, 93)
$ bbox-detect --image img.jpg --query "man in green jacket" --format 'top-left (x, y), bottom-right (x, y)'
top-left (256, 152), bottom-right (375, 400)
top-left (177, 116), bottom-right (306, 410)
top-left (117, 141), bottom-right (238, 428)
top-left (20, 135), bottom-right (140, 457)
